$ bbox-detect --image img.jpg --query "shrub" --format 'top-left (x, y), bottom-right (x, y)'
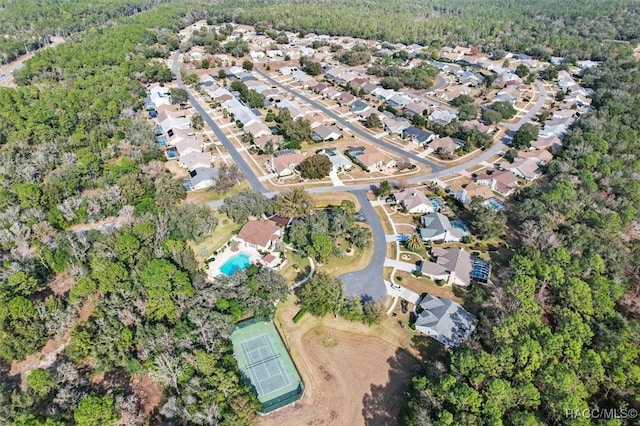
top-left (396, 276), bottom-right (403, 282)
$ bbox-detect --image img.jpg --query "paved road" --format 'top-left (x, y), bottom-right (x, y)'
top-left (337, 190), bottom-right (388, 301)
top-left (254, 69), bottom-right (445, 173)
top-left (179, 53), bottom-right (548, 301)
top-left (416, 73), bottom-right (447, 95)
top-left (171, 52), bottom-right (267, 193)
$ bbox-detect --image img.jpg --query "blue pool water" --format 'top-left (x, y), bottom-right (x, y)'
top-left (220, 253), bottom-right (251, 276)
top-left (450, 219), bottom-right (470, 234)
top-left (486, 198), bottom-right (506, 211)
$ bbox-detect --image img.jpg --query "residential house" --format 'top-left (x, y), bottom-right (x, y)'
top-left (337, 92), bottom-right (356, 106)
top-left (450, 181), bottom-right (495, 204)
top-left (540, 116), bottom-right (575, 138)
top-left (254, 134), bottom-right (283, 150)
top-left (179, 151), bottom-right (212, 170)
top-left (506, 158), bottom-right (541, 181)
top-left (428, 109), bottom-right (458, 126)
top-left (389, 94), bottom-right (412, 108)
top-left (463, 119), bottom-right (493, 134)
top-left (404, 102), bottom-right (429, 118)
top-left (348, 77), bottom-right (369, 91)
top-left (456, 70), bottom-right (484, 86)
top-left (321, 86), bottom-right (341, 100)
top-left (174, 137), bottom-right (202, 157)
top-left (438, 85), bottom-right (470, 102)
top-left (250, 51), bottom-right (266, 60)
top-left (312, 125), bottom-right (342, 141)
top-left (236, 219), bottom-right (282, 251)
top-left (361, 82), bottom-right (378, 94)
top-left (383, 116), bottom-right (411, 135)
top-left (322, 148), bottom-right (353, 172)
top-left (429, 136), bottom-right (458, 156)
top-left (350, 100), bottom-right (370, 114)
top-left (419, 212), bottom-right (468, 242)
top-left (357, 148), bottom-right (396, 171)
top-left (403, 127), bottom-right (436, 146)
top-left (244, 121), bottom-right (272, 139)
top-left (491, 92), bottom-right (515, 105)
top-left (414, 294), bottom-right (476, 348)
top-left (270, 151), bottom-right (306, 177)
top-left (476, 170), bottom-right (519, 196)
top-left (260, 253), bottom-right (281, 269)
top-left (188, 167), bottom-right (219, 191)
top-left (149, 85), bottom-right (171, 108)
top-left (517, 149), bottom-right (553, 165)
top-left (420, 247), bottom-right (475, 287)
top-left (372, 87), bottom-right (396, 100)
top-left (531, 135), bottom-right (562, 152)
top-left (392, 189), bottom-right (434, 214)
top-left (311, 82), bottom-right (328, 94)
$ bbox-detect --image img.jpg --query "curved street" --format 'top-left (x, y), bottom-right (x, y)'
top-left (337, 190), bottom-right (388, 301)
top-left (172, 52), bottom-right (548, 300)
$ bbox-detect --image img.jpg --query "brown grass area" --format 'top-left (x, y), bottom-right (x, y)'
top-left (311, 191), bottom-right (361, 210)
top-left (375, 207), bottom-right (394, 234)
top-left (10, 297), bottom-right (95, 387)
top-left (164, 159), bottom-right (189, 179)
top-left (262, 296), bottom-right (420, 426)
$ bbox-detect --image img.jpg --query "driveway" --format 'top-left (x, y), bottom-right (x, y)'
top-left (254, 69), bottom-right (445, 173)
top-left (171, 52), bottom-right (267, 193)
top-left (338, 190), bottom-right (388, 301)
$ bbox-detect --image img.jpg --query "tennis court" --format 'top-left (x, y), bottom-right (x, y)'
top-left (230, 320), bottom-right (304, 413)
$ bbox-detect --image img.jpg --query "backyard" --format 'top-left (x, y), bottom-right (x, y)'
top-left (189, 211), bottom-right (242, 268)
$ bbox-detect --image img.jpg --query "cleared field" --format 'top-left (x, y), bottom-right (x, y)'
top-left (263, 296), bottom-right (421, 426)
top-left (311, 191), bottom-right (361, 210)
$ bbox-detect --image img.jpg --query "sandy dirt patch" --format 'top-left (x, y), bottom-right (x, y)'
top-left (261, 296), bottom-right (421, 426)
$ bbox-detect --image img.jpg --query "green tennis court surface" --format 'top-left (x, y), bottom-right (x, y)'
top-left (230, 320), bottom-right (304, 413)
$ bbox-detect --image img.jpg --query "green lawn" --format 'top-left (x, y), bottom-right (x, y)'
top-left (189, 212), bottom-right (242, 267)
top-left (280, 250), bottom-right (311, 284)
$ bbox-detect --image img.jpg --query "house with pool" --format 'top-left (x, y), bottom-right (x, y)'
top-left (207, 219), bottom-right (284, 279)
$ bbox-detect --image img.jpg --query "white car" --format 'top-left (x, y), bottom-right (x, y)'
top-left (390, 283), bottom-right (402, 290)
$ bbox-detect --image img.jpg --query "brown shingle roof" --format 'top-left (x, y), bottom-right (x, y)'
top-left (237, 220), bottom-right (280, 248)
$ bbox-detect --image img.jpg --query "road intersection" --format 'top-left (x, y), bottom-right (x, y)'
top-left (171, 52), bottom-right (549, 300)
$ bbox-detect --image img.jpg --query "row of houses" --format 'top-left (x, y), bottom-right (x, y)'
top-left (146, 84), bottom-right (219, 191)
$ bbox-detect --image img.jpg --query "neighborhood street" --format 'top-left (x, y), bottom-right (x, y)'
top-left (254, 68), bottom-right (446, 173)
top-left (338, 190), bottom-right (388, 301)
top-left (172, 52), bottom-right (268, 193)
top-left (173, 52), bottom-right (549, 300)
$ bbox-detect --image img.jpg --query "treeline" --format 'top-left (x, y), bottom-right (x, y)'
top-left (0, 0), bottom-right (175, 64)
top-left (215, 0), bottom-right (640, 59)
top-left (401, 57), bottom-right (640, 425)
top-left (0, 1), bottom-right (276, 424)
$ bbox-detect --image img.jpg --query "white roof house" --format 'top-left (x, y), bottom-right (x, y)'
top-left (393, 189), bottom-right (434, 214)
top-left (414, 294), bottom-right (476, 348)
top-left (419, 212), bottom-right (467, 242)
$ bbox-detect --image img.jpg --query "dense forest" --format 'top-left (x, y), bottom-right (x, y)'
top-left (0, 0), bottom-right (177, 64)
top-left (216, 0), bottom-right (640, 59)
top-left (0, 2), bottom-right (281, 424)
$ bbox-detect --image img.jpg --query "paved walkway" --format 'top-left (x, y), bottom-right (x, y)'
top-left (329, 169), bottom-right (344, 186)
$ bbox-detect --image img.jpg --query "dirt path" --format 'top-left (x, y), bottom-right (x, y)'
top-left (9, 297), bottom-right (95, 387)
top-left (634, 44), bottom-right (640, 61)
top-left (263, 296), bottom-right (421, 426)
top-left (68, 215), bottom-right (131, 233)
top-left (0, 36), bottom-right (65, 87)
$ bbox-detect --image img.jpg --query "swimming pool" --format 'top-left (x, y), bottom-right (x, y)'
top-left (220, 252), bottom-right (251, 276)
top-left (485, 197), bottom-right (506, 211)
top-left (450, 219), bottom-right (470, 234)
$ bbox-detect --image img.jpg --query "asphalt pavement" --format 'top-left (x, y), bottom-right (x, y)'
top-left (175, 52), bottom-right (548, 301)
top-left (337, 190), bottom-right (388, 301)
top-left (254, 68), bottom-right (445, 173)
top-left (171, 52), bottom-right (268, 193)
